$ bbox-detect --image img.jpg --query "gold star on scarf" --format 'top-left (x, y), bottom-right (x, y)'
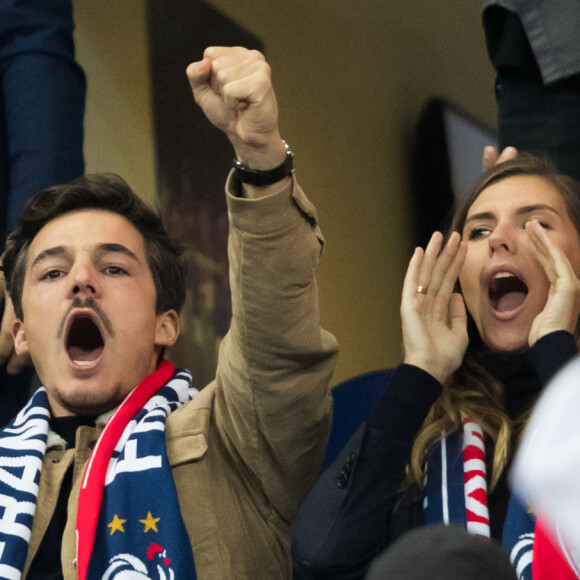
top-left (140, 511), bottom-right (161, 533)
top-left (108, 514), bottom-right (127, 535)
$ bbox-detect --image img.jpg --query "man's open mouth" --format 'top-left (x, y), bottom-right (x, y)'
top-left (488, 272), bottom-right (529, 313)
top-left (66, 314), bottom-right (105, 365)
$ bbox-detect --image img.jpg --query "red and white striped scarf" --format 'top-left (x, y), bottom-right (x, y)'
top-left (462, 416), bottom-right (491, 537)
top-left (425, 416), bottom-right (579, 579)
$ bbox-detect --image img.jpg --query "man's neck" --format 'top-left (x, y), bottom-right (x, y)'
top-left (50, 415), bottom-right (98, 448)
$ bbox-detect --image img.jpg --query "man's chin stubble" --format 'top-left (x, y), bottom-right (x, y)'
top-left (52, 388), bottom-right (122, 417)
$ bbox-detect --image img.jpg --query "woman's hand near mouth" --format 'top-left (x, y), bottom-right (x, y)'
top-left (527, 219), bottom-right (580, 346)
top-left (401, 231), bottom-right (469, 385)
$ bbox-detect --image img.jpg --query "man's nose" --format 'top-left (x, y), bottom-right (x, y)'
top-left (69, 264), bottom-right (99, 297)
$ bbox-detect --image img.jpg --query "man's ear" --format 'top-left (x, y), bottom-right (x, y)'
top-left (11, 319), bottom-right (30, 355)
top-left (155, 310), bottom-right (180, 347)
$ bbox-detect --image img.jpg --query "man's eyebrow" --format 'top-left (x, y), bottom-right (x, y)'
top-left (95, 243), bottom-right (140, 262)
top-left (30, 243), bottom-right (141, 269)
top-left (31, 245), bottom-right (68, 268)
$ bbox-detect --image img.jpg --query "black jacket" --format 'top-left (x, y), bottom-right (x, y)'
top-left (292, 331), bottom-right (578, 579)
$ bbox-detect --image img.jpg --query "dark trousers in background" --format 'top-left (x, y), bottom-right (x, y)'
top-left (0, 0), bottom-right (85, 423)
top-left (496, 70), bottom-right (580, 183)
top-left (0, 50), bottom-right (85, 248)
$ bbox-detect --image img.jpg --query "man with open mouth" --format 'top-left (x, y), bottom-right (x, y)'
top-left (0, 46), bottom-right (338, 580)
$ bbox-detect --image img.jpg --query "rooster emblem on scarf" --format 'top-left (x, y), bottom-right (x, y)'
top-left (102, 543), bottom-right (174, 579)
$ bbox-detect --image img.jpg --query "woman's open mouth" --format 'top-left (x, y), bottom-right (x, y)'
top-left (488, 271), bottom-right (529, 315)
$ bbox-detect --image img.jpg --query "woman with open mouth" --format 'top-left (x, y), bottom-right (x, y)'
top-left (292, 153), bottom-right (580, 580)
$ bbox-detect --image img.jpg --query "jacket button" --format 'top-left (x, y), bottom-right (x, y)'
top-left (346, 452), bottom-right (357, 465)
top-left (51, 458), bottom-right (60, 464)
top-left (337, 472), bottom-right (349, 488)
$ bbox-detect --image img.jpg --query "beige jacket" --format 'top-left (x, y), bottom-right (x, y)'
top-left (22, 175), bottom-right (338, 579)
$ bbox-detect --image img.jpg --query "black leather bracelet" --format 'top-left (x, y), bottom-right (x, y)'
top-left (233, 141), bottom-right (293, 186)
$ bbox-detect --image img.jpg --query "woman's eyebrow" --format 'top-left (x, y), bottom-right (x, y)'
top-left (515, 204), bottom-right (560, 217)
top-left (464, 204), bottom-right (560, 227)
top-left (464, 211), bottom-right (495, 226)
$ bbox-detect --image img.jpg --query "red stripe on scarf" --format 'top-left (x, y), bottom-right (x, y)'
top-left (75, 360), bottom-right (175, 580)
top-left (462, 417), bottom-right (490, 538)
top-left (467, 488), bottom-right (488, 505)
top-left (466, 510), bottom-right (492, 524)
top-left (463, 445), bottom-right (485, 462)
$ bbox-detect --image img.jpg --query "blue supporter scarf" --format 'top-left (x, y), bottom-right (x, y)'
top-left (0, 389), bottom-right (50, 578)
top-left (0, 361), bottom-right (198, 580)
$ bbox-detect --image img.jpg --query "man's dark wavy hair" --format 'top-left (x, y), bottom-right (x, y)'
top-left (3, 173), bottom-right (186, 320)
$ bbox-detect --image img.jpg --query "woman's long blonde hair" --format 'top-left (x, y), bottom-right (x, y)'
top-left (405, 154), bottom-right (580, 492)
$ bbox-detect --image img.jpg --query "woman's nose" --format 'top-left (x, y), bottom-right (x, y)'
top-left (488, 224), bottom-right (517, 255)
